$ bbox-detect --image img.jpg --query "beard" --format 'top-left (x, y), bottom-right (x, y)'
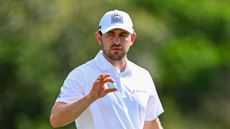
top-left (101, 44), bottom-right (127, 61)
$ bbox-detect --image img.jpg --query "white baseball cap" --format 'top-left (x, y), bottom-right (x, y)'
top-left (98, 9), bottom-right (134, 34)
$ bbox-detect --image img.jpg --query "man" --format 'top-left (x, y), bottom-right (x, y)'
top-left (50, 9), bottom-right (164, 129)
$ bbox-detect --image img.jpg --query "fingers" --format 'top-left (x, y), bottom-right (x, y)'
top-left (104, 88), bottom-right (117, 93)
top-left (97, 74), bottom-right (114, 84)
top-left (95, 74), bottom-right (117, 92)
top-left (89, 74), bottom-right (117, 100)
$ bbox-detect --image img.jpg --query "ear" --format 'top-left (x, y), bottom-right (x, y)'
top-left (131, 33), bottom-right (137, 44)
top-left (95, 31), bottom-right (102, 45)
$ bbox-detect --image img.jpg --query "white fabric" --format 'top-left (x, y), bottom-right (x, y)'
top-left (99, 9), bottom-right (134, 34)
top-left (56, 50), bottom-right (164, 129)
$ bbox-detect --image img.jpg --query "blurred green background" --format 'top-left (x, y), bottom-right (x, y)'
top-left (0, 0), bottom-right (229, 129)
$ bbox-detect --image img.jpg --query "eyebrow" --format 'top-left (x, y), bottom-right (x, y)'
top-left (107, 30), bottom-right (115, 34)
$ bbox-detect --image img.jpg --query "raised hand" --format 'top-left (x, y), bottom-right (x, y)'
top-left (88, 74), bottom-right (117, 101)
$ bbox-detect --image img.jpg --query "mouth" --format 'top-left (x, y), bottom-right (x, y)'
top-left (111, 48), bottom-right (123, 53)
top-left (111, 46), bottom-right (122, 51)
top-left (111, 47), bottom-right (121, 50)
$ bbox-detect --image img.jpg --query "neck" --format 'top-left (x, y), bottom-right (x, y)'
top-left (103, 54), bottom-right (127, 72)
top-left (112, 58), bottom-right (127, 72)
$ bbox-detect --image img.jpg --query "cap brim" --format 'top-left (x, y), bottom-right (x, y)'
top-left (101, 25), bottom-right (134, 34)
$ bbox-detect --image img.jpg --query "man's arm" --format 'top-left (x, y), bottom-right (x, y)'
top-left (50, 94), bottom-right (96, 128)
top-left (143, 118), bottom-right (163, 129)
top-left (50, 74), bottom-right (117, 128)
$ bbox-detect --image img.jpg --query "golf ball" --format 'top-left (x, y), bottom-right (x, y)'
top-left (106, 82), bottom-right (116, 89)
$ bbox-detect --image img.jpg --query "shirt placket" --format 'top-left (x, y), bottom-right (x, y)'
top-left (108, 69), bottom-right (118, 94)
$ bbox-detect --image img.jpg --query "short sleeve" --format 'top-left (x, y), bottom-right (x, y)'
top-left (56, 69), bottom-right (85, 104)
top-left (144, 72), bottom-right (164, 121)
top-left (145, 94), bottom-right (164, 121)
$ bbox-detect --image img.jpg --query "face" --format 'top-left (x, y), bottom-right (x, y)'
top-left (96, 29), bottom-right (136, 61)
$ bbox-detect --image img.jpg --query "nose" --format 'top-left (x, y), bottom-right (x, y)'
top-left (112, 36), bottom-right (121, 45)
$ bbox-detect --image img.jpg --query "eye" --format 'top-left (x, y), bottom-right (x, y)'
top-left (120, 33), bottom-right (129, 37)
top-left (107, 32), bottom-right (114, 37)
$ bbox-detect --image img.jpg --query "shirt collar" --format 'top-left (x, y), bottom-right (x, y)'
top-left (94, 50), bottom-right (115, 71)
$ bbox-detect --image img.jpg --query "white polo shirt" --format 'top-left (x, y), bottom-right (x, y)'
top-left (56, 50), bottom-right (164, 129)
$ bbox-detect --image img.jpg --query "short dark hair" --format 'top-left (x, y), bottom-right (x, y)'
top-left (98, 31), bottom-right (103, 35)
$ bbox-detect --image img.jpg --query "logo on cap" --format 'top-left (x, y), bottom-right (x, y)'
top-left (111, 13), bottom-right (123, 24)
